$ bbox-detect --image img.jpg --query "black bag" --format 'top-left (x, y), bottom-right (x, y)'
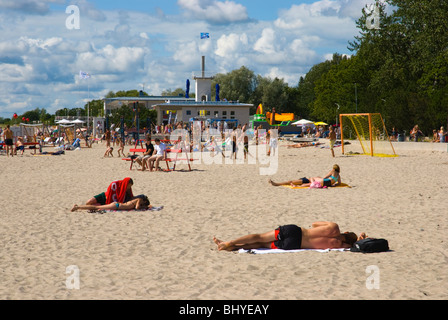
top-left (350, 238), bottom-right (389, 253)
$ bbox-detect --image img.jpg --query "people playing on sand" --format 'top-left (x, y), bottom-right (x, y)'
top-left (72, 194), bottom-right (150, 212)
top-left (104, 129), bottom-right (111, 147)
top-left (300, 164), bottom-right (341, 188)
top-left (213, 221), bottom-right (367, 251)
top-left (85, 177), bottom-right (134, 206)
top-left (103, 146), bottom-right (114, 157)
top-left (143, 138), bottom-right (166, 171)
top-left (329, 126), bottom-right (336, 157)
top-left (116, 137), bottom-right (125, 157)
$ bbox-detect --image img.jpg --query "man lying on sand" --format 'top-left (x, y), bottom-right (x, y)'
top-left (213, 221), bottom-right (367, 251)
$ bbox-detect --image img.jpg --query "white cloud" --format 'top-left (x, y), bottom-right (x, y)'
top-left (215, 33), bottom-right (248, 57)
top-left (75, 45), bottom-right (147, 75)
top-left (177, 0), bottom-right (249, 24)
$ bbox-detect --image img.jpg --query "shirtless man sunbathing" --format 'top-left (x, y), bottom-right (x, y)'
top-left (213, 221), bottom-right (367, 251)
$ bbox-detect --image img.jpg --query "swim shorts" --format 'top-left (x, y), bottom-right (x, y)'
top-left (93, 192), bottom-right (107, 205)
top-left (271, 225), bottom-right (302, 250)
top-left (300, 177), bottom-right (310, 184)
top-left (330, 140), bottom-right (335, 149)
top-left (5, 139), bottom-right (13, 146)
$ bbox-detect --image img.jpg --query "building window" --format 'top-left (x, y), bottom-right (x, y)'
top-left (222, 111), bottom-right (227, 116)
top-left (186, 110), bottom-right (191, 115)
top-left (214, 111), bottom-right (219, 117)
top-left (230, 111), bottom-right (235, 115)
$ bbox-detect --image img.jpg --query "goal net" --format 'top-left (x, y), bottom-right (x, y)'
top-left (339, 113), bottom-right (397, 157)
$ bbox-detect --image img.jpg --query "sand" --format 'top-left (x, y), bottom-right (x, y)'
top-left (0, 138), bottom-right (447, 300)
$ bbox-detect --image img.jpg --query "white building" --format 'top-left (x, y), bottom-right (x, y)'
top-left (103, 56), bottom-right (253, 127)
top-left (154, 56), bottom-right (252, 127)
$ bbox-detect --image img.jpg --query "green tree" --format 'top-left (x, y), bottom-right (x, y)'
top-left (212, 66), bottom-right (257, 103)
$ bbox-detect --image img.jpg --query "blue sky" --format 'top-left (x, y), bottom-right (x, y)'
top-left (0, 0), bottom-right (380, 118)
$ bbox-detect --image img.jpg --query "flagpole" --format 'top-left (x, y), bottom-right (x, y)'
top-left (87, 78), bottom-right (90, 132)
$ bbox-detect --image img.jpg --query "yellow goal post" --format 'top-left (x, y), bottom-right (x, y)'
top-left (339, 113), bottom-right (397, 157)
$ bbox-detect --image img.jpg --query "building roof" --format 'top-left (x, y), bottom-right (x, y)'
top-left (156, 100), bottom-right (253, 107)
top-left (103, 96), bottom-right (195, 102)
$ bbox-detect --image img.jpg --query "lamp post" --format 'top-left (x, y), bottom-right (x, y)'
top-left (335, 103), bottom-right (341, 126)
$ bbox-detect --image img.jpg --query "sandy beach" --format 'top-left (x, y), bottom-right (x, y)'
top-left (0, 138), bottom-right (447, 300)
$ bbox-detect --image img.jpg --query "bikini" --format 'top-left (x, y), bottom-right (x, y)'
top-left (323, 175), bottom-right (338, 187)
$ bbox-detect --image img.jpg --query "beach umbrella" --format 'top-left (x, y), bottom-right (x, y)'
top-left (314, 121), bottom-right (328, 126)
top-left (56, 119), bottom-right (71, 124)
top-left (292, 119), bottom-right (314, 125)
top-left (70, 119), bottom-right (85, 124)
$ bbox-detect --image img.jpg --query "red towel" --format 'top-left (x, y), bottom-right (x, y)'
top-left (105, 177), bottom-right (133, 204)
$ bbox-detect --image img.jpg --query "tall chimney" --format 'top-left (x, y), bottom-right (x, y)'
top-left (202, 56), bottom-right (205, 78)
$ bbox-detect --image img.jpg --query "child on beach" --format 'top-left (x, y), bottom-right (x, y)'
top-left (104, 146), bottom-right (114, 157)
top-left (116, 137), bottom-right (125, 157)
top-left (329, 126), bottom-right (336, 157)
top-left (15, 137), bottom-right (25, 155)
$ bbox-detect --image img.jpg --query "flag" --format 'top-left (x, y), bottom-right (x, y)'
top-left (200, 32), bottom-right (210, 39)
top-left (79, 70), bottom-right (90, 79)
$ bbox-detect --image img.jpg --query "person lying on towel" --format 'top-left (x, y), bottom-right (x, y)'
top-left (213, 221), bottom-right (367, 251)
top-left (85, 177), bottom-right (134, 207)
top-left (268, 164), bottom-right (341, 188)
top-left (71, 194), bottom-right (150, 212)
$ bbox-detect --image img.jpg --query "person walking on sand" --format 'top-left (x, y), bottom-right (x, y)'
top-left (3, 125), bottom-right (14, 157)
top-left (329, 126), bottom-right (336, 157)
top-left (213, 221), bottom-right (367, 251)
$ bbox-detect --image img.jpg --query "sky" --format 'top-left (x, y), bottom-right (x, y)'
top-left (0, 0), bottom-right (383, 118)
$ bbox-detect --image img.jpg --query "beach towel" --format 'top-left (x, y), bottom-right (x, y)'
top-left (283, 183), bottom-right (351, 189)
top-left (239, 248), bottom-right (349, 254)
top-left (90, 206), bottom-right (164, 214)
top-left (105, 177), bottom-right (133, 204)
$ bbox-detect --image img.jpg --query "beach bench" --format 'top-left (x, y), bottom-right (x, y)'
top-left (122, 148), bottom-right (146, 170)
top-left (0, 142), bottom-right (40, 155)
top-left (164, 148), bottom-right (195, 171)
top-left (123, 147), bottom-right (195, 171)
